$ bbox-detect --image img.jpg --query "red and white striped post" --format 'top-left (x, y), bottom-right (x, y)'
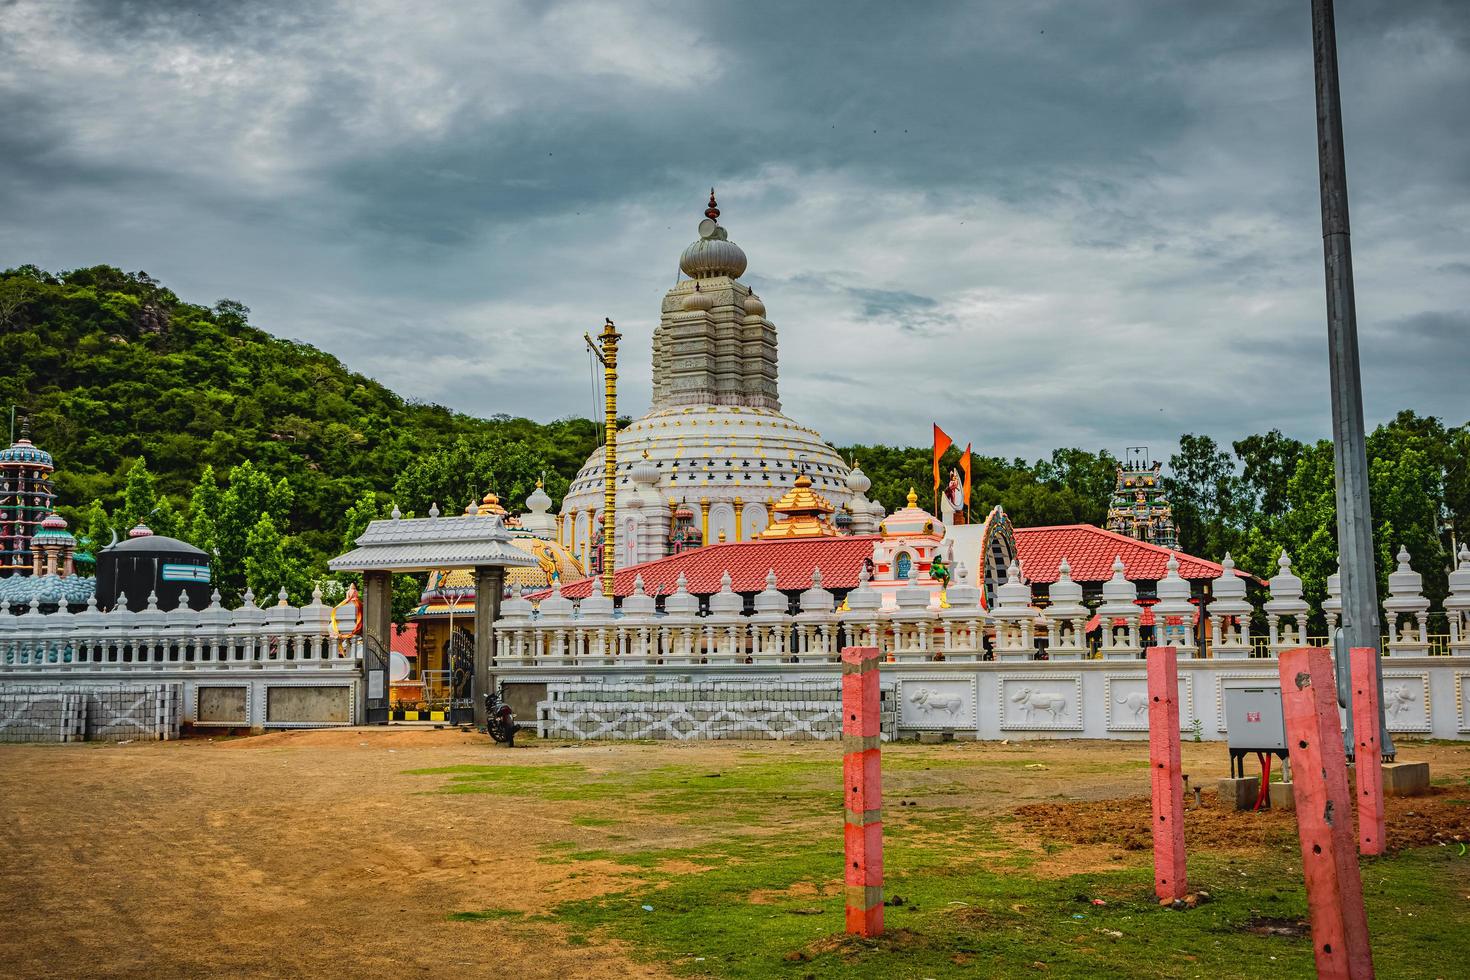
top-left (841, 644), bottom-right (883, 938)
top-left (1146, 645), bottom-right (1186, 901)
top-left (1279, 647), bottom-right (1374, 978)
top-left (1349, 646), bottom-right (1386, 856)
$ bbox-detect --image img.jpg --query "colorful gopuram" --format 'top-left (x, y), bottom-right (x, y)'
top-left (0, 422), bottom-right (59, 577)
top-left (1105, 448), bottom-right (1177, 549)
top-left (557, 192), bottom-right (882, 570)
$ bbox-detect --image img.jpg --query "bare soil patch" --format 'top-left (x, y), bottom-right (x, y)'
top-left (2, 730), bottom-right (1465, 977)
top-left (1014, 786), bottom-right (1470, 854)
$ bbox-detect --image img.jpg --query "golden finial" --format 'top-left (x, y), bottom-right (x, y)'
top-left (906, 487), bottom-right (919, 507)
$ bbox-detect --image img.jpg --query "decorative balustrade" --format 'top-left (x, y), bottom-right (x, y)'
top-left (491, 543), bottom-right (1470, 668)
top-left (0, 587), bottom-right (355, 670)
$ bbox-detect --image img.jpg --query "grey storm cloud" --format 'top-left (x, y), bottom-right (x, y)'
top-left (0, 0), bottom-right (1466, 462)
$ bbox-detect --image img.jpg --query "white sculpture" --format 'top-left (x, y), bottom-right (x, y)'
top-left (1010, 686), bottom-right (1068, 722)
top-left (909, 687), bottom-right (964, 717)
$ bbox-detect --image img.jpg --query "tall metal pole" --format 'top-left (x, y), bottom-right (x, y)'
top-left (1312, 0), bottom-right (1391, 758)
top-left (591, 318), bottom-right (620, 598)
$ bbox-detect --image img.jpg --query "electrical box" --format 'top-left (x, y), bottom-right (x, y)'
top-left (1225, 687), bottom-right (1287, 753)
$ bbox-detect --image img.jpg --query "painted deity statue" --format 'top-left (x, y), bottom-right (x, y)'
top-left (939, 468), bottom-right (964, 526)
top-left (929, 552), bottom-right (951, 588)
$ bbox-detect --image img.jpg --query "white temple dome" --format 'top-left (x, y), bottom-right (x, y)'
top-left (680, 236), bottom-right (747, 279)
top-left (677, 189), bottom-right (748, 279)
top-left (846, 463), bottom-right (871, 495)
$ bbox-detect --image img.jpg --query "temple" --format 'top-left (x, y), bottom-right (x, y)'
top-left (0, 423), bottom-right (97, 608)
top-left (557, 193), bottom-right (882, 570)
top-left (1, 423), bottom-right (60, 576)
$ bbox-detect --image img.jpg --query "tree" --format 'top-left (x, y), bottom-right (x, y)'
top-left (1166, 434), bottom-right (1244, 560)
top-left (186, 465), bottom-right (221, 561)
top-left (1233, 429), bottom-right (1304, 522)
top-left (243, 512), bottom-right (311, 606)
top-left (80, 499), bottom-right (111, 555)
top-left (114, 457), bottom-right (159, 534)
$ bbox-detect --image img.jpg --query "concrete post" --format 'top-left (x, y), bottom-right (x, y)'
top-left (1349, 646), bottom-right (1385, 856)
top-left (361, 570), bottom-right (392, 725)
top-left (1146, 646), bottom-right (1186, 901)
top-left (1279, 646), bottom-right (1374, 978)
top-left (842, 644), bottom-right (883, 937)
top-left (473, 565), bottom-right (505, 729)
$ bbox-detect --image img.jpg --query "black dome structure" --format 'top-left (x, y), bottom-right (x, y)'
top-left (95, 525), bottom-right (213, 612)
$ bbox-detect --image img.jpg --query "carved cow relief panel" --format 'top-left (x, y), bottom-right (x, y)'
top-left (998, 674), bottom-right (1084, 731)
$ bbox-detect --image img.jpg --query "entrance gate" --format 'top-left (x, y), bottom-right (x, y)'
top-left (329, 511), bottom-right (534, 728)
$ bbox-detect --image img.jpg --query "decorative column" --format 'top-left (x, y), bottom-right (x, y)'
top-left (473, 565), bottom-right (505, 727)
top-left (1382, 547), bottom-right (1429, 656)
top-left (1153, 556), bottom-right (1198, 658)
top-left (1097, 557), bottom-right (1142, 660)
top-left (1264, 552), bottom-right (1309, 656)
top-left (1207, 554), bottom-right (1254, 659)
top-left (699, 497), bottom-right (710, 547)
top-left (1043, 558), bottom-right (1088, 661)
top-left (1446, 545), bottom-right (1470, 656)
top-left (733, 496), bottom-right (744, 542)
top-left (362, 570), bottom-right (393, 725)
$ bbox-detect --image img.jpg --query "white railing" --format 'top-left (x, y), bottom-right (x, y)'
top-left (0, 588), bottom-right (358, 670)
top-left (496, 611), bottom-right (1470, 670)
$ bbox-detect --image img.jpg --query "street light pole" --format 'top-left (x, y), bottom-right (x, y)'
top-left (1311, 0), bottom-right (1392, 758)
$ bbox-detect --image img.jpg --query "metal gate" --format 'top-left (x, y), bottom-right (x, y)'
top-left (363, 633), bottom-right (390, 724)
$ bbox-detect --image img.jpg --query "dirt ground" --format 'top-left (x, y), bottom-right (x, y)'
top-left (1, 731), bottom-right (1466, 979)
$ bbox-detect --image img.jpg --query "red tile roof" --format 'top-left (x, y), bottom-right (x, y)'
top-left (390, 622), bottom-right (418, 658)
top-left (551, 536), bottom-right (882, 599)
top-left (540, 524), bottom-right (1252, 600)
top-left (1013, 525), bottom-right (1257, 585)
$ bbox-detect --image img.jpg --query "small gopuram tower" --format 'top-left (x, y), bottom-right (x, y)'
top-left (0, 420), bottom-right (59, 577)
top-left (1106, 447), bottom-right (1177, 549)
top-left (759, 473), bottom-right (840, 539)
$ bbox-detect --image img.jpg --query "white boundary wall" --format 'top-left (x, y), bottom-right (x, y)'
top-left (495, 658), bottom-right (1469, 742)
top-left (0, 591), bottom-right (362, 734)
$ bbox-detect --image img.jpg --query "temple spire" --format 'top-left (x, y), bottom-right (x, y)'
top-left (705, 188), bottom-right (719, 220)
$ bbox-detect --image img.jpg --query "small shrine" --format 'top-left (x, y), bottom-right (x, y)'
top-left (867, 488), bottom-right (951, 609)
top-left (758, 473), bottom-right (840, 539)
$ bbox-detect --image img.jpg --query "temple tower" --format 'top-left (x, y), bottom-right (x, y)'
top-left (1106, 447), bottom-right (1177, 549)
top-left (653, 191), bottom-right (780, 410)
top-left (0, 421), bottom-right (59, 577)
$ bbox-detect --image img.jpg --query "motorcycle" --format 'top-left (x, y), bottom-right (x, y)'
top-left (485, 688), bottom-right (521, 748)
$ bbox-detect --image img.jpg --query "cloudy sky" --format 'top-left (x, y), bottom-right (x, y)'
top-left (1, 0), bottom-right (1465, 461)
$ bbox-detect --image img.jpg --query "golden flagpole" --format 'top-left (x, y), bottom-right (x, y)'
top-left (585, 318), bottom-right (621, 597)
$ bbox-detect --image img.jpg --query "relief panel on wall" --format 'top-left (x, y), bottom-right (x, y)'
top-left (1104, 674), bottom-right (1195, 733)
top-left (896, 676), bottom-right (977, 730)
top-left (998, 674), bottom-right (1084, 731)
top-left (1381, 671), bottom-right (1431, 734)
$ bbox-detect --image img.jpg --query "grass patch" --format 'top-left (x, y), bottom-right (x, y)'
top-left (545, 814), bottom-right (1470, 978)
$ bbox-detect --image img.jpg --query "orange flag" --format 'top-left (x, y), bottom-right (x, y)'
top-left (959, 443), bottom-right (972, 524)
top-left (932, 424), bottom-right (952, 512)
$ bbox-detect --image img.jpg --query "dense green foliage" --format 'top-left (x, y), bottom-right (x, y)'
top-left (1164, 413), bottom-right (1468, 627)
top-left (4, 264), bottom-right (1463, 629)
top-left (0, 264), bottom-right (599, 587)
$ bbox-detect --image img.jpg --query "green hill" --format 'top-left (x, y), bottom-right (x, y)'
top-left (0, 264), bottom-right (600, 572)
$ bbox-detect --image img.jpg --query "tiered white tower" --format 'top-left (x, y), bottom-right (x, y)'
top-left (559, 193), bottom-right (879, 567)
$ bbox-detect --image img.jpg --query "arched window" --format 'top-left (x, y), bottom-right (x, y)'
top-left (896, 552), bottom-right (912, 580)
